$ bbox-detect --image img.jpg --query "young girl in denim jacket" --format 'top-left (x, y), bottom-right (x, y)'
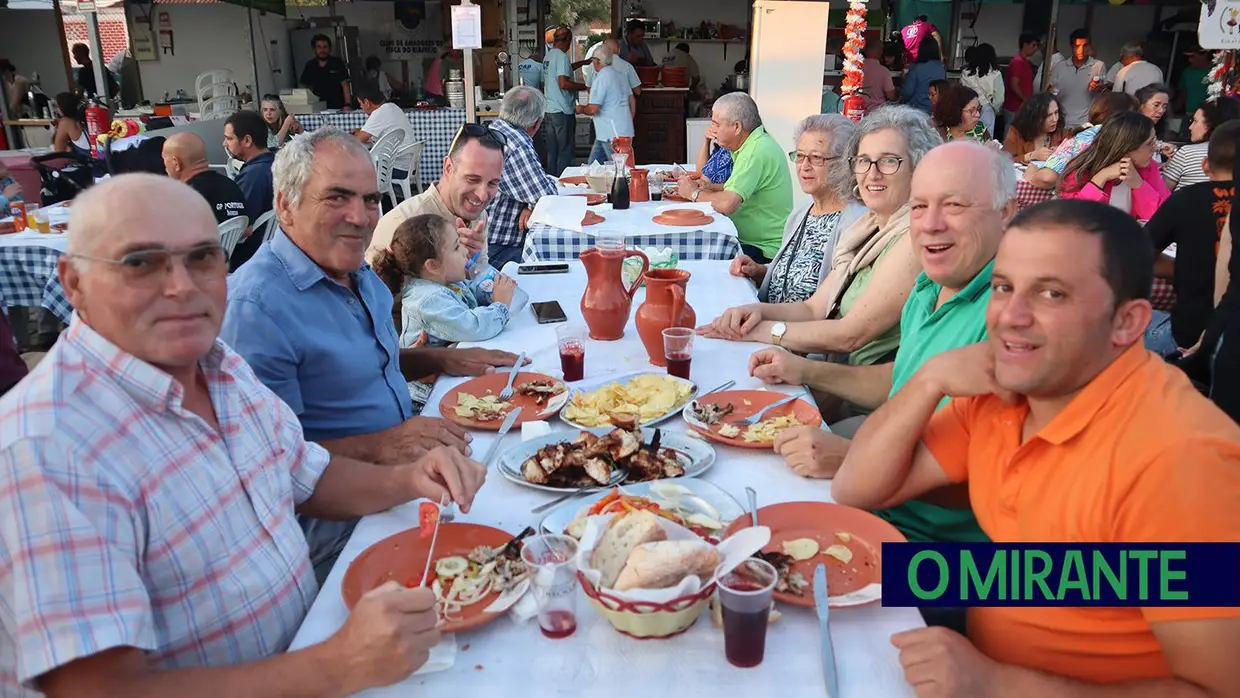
top-left (374, 213), bottom-right (518, 348)
top-left (374, 213), bottom-right (519, 413)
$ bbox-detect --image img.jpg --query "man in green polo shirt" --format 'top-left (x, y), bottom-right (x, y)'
top-left (747, 141), bottom-right (1017, 545)
top-left (675, 92), bottom-right (791, 262)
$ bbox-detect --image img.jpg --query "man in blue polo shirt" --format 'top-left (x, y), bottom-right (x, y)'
top-left (221, 127), bottom-right (521, 580)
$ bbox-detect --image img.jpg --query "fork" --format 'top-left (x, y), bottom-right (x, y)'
top-left (497, 352), bottom-right (527, 401)
top-left (730, 391), bottom-right (810, 427)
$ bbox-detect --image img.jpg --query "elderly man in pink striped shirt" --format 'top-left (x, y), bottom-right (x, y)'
top-left (0, 173), bottom-right (480, 697)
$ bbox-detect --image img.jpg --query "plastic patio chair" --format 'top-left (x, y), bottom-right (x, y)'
top-left (217, 215), bottom-right (250, 261)
top-left (392, 140), bottom-right (425, 202)
top-left (370, 130), bottom-right (406, 215)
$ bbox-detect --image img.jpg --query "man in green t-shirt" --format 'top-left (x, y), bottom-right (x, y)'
top-left (674, 92), bottom-right (792, 263)
top-left (747, 142), bottom-right (1017, 544)
top-left (1176, 47), bottom-right (1213, 132)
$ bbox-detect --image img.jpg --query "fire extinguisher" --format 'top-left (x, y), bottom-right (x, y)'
top-left (84, 98), bottom-right (111, 159)
top-left (842, 94), bottom-right (865, 123)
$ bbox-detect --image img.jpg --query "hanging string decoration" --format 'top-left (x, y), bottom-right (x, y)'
top-left (839, 0), bottom-right (868, 121)
top-left (1207, 49), bottom-right (1235, 101)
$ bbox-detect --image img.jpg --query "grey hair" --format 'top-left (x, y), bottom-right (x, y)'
top-left (1120, 42), bottom-right (1143, 58)
top-left (835, 104), bottom-right (942, 200)
top-left (792, 114), bottom-right (857, 201)
top-left (499, 85), bottom-right (545, 129)
top-left (713, 92), bottom-right (762, 132)
top-left (273, 126), bottom-right (372, 209)
top-left (598, 40), bottom-right (615, 67)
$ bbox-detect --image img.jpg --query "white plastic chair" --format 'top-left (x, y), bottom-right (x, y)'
top-left (392, 140), bottom-right (425, 202)
top-left (253, 209), bottom-right (280, 243)
top-left (199, 96), bottom-right (239, 121)
top-left (370, 130), bottom-right (406, 215)
top-left (224, 157), bottom-right (244, 180)
top-left (196, 70), bottom-right (236, 103)
top-left (218, 215), bottom-right (250, 261)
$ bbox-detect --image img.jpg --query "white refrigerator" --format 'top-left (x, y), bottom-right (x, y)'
top-left (748, 0), bottom-right (832, 210)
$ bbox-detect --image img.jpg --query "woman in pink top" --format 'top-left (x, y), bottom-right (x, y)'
top-left (1060, 111), bottom-right (1170, 221)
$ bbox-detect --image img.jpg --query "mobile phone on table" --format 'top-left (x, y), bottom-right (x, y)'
top-left (518, 262), bottom-right (570, 275)
top-left (531, 301), bottom-right (568, 324)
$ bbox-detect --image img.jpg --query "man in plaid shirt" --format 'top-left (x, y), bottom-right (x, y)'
top-left (0, 174), bottom-right (485, 696)
top-left (486, 86), bottom-right (560, 267)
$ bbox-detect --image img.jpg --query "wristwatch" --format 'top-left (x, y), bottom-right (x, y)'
top-left (691, 188), bottom-right (702, 202)
top-left (771, 322), bottom-right (788, 347)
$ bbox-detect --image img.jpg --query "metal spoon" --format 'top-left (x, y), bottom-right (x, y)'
top-left (531, 484), bottom-right (594, 514)
top-left (746, 487), bottom-right (758, 527)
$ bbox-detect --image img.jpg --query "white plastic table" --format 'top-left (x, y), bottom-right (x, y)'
top-left (290, 260), bottom-right (921, 698)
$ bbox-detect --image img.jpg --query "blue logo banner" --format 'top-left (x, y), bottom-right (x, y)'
top-left (881, 543), bottom-right (1240, 607)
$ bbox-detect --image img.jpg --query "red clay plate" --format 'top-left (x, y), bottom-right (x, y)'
top-left (686, 390), bottom-right (821, 449)
top-left (573, 193), bottom-right (607, 205)
top-left (582, 211), bottom-right (606, 226)
top-left (342, 523), bottom-right (516, 633)
top-left (439, 372), bottom-right (567, 430)
top-left (724, 501), bottom-right (906, 608)
top-left (560, 175), bottom-right (588, 186)
top-left (50, 222), bottom-right (68, 232)
top-left (653, 213), bottom-right (714, 226)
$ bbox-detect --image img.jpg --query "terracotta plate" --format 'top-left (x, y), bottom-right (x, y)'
top-left (560, 175), bottom-right (588, 186)
top-left (661, 187), bottom-right (690, 202)
top-left (439, 372), bottom-right (569, 430)
top-left (582, 211), bottom-right (606, 226)
top-left (49, 222), bottom-right (68, 233)
top-left (682, 390), bottom-right (821, 449)
top-left (653, 213), bottom-right (714, 227)
top-left (573, 193), bottom-right (607, 205)
top-left (341, 523), bottom-right (518, 632)
top-left (723, 501), bottom-right (906, 608)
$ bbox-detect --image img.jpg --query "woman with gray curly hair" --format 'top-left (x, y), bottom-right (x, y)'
top-left (726, 113), bottom-right (867, 303)
top-left (703, 105), bottom-right (939, 372)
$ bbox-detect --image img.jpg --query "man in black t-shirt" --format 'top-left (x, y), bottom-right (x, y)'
top-left (1145, 121), bottom-right (1238, 357)
top-left (162, 133), bottom-right (249, 225)
top-left (299, 34), bottom-right (353, 110)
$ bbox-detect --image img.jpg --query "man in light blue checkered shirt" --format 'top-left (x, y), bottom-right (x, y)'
top-left (485, 86), bottom-right (560, 267)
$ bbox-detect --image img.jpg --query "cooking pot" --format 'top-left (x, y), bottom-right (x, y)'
top-left (730, 73), bottom-right (750, 91)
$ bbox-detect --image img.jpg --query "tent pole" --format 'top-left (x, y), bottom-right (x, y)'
top-left (248, 7), bottom-right (260, 100)
top-left (1042, 0), bottom-right (1060, 92)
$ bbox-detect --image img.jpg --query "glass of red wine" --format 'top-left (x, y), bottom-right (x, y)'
top-left (520, 534), bottom-right (580, 639)
top-left (716, 558), bottom-right (778, 668)
top-left (556, 324), bottom-right (586, 382)
top-left (662, 327), bottom-right (694, 380)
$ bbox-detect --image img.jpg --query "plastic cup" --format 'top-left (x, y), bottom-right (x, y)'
top-left (520, 534), bottom-right (580, 639)
top-left (32, 209), bottom-right (50, 235)
top-left (663, 327), bottom-right (694, 379)
top-left (556, 324), bottom-right (586, 382)
top-left (24, 204), bottom-right (39, 229)
top-left (595, 230), bottom-right (625, 251)
top-left (717, 558), bottom-right (778, 668)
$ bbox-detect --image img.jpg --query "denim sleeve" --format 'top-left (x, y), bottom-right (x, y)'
top-left (408, 287), bottom-right (510, 343)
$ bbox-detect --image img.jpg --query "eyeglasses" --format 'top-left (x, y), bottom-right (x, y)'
top-left (68, 243), bottom-right (228, 284)
top-left (788, 151), bottom-right (838, 167)
top-left (850, 155), bottom-right (904, 175)
top-left (449, 123), bottom-right (507, 153)
top-left (964, 106), bottom-right (983, 115)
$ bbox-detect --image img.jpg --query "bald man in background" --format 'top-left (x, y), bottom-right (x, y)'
top-left (162, 132), bottom-right (249, 226)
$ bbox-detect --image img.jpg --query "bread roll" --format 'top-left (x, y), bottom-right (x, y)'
top-left (613, 539), bottom-right (721, 591)
top-left (590, 510), bottom-right (666, 588)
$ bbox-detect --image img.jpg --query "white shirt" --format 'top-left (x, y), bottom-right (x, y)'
top-left (588, 65), bottom-right (635, 140)
top-left (362, 101), bottom-right (417, 171)
top-left (587, 53), bottom-right (641, 94)
top-left (1113, 60), bottom-right (1164, 96)
top-left (1049, 57), bottom-right (1106, 129)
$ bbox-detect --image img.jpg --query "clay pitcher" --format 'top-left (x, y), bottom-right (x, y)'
top-left (635, 268), bottom-right (696, 366)
top-left (629, 168), bottom-right (650, 203)
top-left (580, 246), bottom-right (649, 341)
top-left (610, 136), bottom-right (635, 168)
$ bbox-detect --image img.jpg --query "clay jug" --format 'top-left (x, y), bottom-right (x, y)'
top-left (580, 245), bottom-right (649, 341)
top-left (610, 135), bottom-right (635, 168)
top-left (629, 168), bottom-right (650, 203)
top-left (635, 268), bottom-right (696, 366)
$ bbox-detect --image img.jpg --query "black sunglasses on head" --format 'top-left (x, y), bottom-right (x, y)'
top-left (450, 123), bottom-right (507, 152)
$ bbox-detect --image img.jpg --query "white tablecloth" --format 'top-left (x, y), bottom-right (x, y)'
top-left (289, 260), bottom-right (921, 698)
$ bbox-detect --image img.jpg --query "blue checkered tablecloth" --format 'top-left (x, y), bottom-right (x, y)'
top-left (0, 244), bottom-right (72, 321)
top-left (294, 108), bottom-right (466, 187)
top-left (521, 225), bottom-right (741, 262)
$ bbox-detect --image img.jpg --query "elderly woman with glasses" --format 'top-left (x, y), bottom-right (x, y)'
top-left (933, 85), bottom-right (992, 142)
top-left (725, 114), bottom-right (867, 304)
top-left (701, 105), bottom-right (936, 371)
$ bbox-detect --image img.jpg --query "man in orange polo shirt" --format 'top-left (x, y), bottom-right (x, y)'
top-left (834, 199), bottom-right (1240, 693)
